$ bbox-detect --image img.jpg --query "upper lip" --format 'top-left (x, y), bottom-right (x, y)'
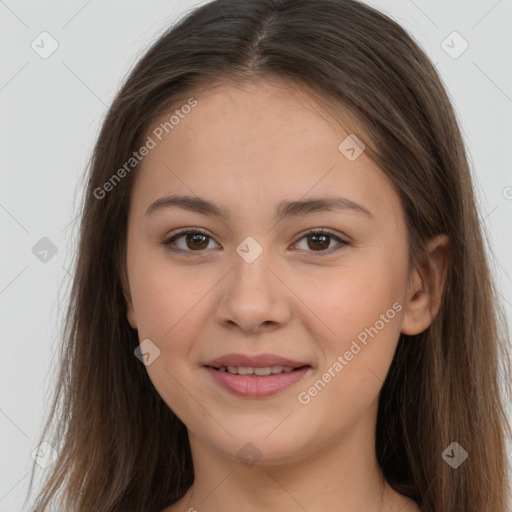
top-left (205, 353), bottom-right (310, 369)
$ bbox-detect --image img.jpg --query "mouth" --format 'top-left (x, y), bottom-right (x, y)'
top-left (205, 364), bottom-right (310, 376)
top-left (203, 354), bottom-right (312, 397)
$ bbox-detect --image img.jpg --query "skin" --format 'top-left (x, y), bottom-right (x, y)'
top-left (123, 79), bottom-right (448, 512)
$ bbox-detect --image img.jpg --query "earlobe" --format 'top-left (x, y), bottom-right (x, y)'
top-left (401, 234), bottom-right (450, 336)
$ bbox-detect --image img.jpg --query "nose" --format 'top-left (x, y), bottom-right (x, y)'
top-left (214, 247), bottom-right (292, 334)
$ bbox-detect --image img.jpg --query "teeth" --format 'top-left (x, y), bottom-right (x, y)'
top-left (221, 365), bottom-right (299, 375)
top-left (254, 367), bottom-right (272, 376)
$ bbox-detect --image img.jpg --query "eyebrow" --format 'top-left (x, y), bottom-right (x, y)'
top-left (145, 194), bottom-right (373, 220)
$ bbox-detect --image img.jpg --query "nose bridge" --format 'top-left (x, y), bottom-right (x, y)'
top-left (232, 234), bottom-right (277, 299)
top-left (215, 234), bottom-right (291, 331)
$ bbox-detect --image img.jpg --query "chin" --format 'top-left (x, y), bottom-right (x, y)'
top-left (197, 420), bottom-right (317, 467)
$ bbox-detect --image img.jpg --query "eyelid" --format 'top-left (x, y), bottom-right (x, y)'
top-left (163, 227), bottom-right (218, 251)
top-left (162, 227), bottom-right (350, 255)
top-left (293, 228), bottom-right (350, 256)
top-left (299, 227), bottom-right (349, 244)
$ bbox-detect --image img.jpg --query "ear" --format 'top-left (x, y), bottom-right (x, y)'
top-left (401, 234), bottom-right (450, 335)
top-left (120, 263), bottom-right (138, 330)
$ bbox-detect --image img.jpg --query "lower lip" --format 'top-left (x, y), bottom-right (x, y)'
top-left (205, 366), bottom-right (311, 397)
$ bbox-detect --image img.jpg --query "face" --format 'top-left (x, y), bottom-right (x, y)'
top-left (124, 79), bottom-right (413, 465)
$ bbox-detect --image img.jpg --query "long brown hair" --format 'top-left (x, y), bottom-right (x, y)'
top-left (27, 0), bottom-right (512, 510)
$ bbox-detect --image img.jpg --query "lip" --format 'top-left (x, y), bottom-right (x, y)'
top-left (205, 366), bottom-right (311, 397)
top-left (203, 353), bottom-right (312, 398)
top-left (205, 353), bottom-right (309, 368)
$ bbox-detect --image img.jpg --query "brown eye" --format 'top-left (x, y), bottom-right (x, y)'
top-left (163, 229), bottom-right (219, 253)
top-left (163, 228), bottom-right (349, 256)
top-left (306, 232), bottom-right (330, 251)
top-left (184, 233), bottom-right (209, 250)
top-left (293, 229), bottom-right (349, 255)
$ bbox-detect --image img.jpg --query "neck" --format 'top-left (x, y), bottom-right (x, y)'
top-left (172, 401), bottom-right (413, 512)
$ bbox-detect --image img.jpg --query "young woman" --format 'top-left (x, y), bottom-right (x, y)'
top-left (27, 0), bottom-right (512, 511)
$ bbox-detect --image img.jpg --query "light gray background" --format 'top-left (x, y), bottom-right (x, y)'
top-left (1, 1), bottom-right (511, 510)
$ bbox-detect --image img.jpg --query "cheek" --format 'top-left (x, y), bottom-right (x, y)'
top-left (293, 270), bottom-right (404, 433)
top-left (305, 247), bottom-right (407, 378)
top-left (128, 245), bottom-right (206, 337)
top-left (128, 255), bottom-right (209, 419)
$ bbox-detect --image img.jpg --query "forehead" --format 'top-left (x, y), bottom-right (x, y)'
top-left (131, 80), bottom-right (400, 226)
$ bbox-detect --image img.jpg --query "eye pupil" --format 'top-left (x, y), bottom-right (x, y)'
top-left (187, 233), bottom-right (209, 250)
top-left (308, 233), bottom-right (330, 251)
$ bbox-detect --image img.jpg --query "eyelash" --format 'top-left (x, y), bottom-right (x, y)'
top-left (162, 227), bottom-right (350, 257)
